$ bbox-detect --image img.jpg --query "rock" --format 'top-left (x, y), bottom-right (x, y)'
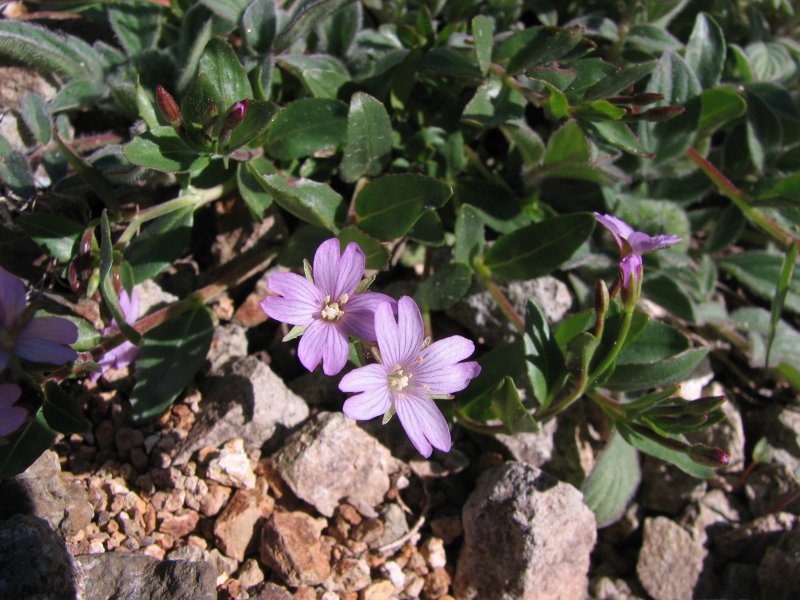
top-left (758, 529), bottom-right (800, 599)
top-left (744, 463), bottom-right (800, 515)
top-left (247, 582), bottom-right (295, 599)
top-left (423, 567), bottom-right (451, 599)
top-left (259, 511), bottom-right (331, 586)
top-left (288, 370), bottom-right (345, 406)
top-left (636, 517), bottom-right (705, 600)
top-left (429, 515), bottom-right (462, 545)
top-left (361, 580), bottom-right (397, 600)
top-left (421, 537), bottom-right (447, 569)
top-left (238, 558), bottom-right (265, 588)
top-left (0, 449), bottom-right (94, 537)
top-left (714, 512), bottom-right (798, 564)
top-left (173, 356), bottom-right (309, 464)
top-left (454, 462), bottom-right (596, 600)
top-left (590, 576), bottom-right (643, 600)
top-left (326, 556), bottom-right (372, 593)
top-left (680, 489), bottom-right (743, 546)
top-left (208, 323), bottom-right (249, 373)
top-left (0, 515), bottom-right (83, 599)
top-left (0, 67), bottom-right (57, 152)
top-left (447, 276), bottom-right (571, 346)
top-left (205, 438), bottom-right (258, 490)
top-left (640, 456), bottom-right (707, 515)
top-left (757, 404), bottom-right (800, 475)
top-left (214, 479), bottom-right (274, 561)
top-left (493, 418), bottom-right (558, 468)
top-left (272, 412), bottom-right (400, 517)
top-left (77, 553), bottom-right (216, 600)
top-left (374, 503), bottom-right (409, 548)
top-left (159, 509), bottom-right (199, 538)
top-left (134, 279), bottom-right (179, 316)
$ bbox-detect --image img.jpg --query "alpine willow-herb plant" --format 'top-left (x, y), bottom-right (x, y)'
top-left (2, 0), bottom-right (798, 527)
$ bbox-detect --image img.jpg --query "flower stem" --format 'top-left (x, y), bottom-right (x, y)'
top-left (472, 256), bottom-right (525, 333)
top-left (587, 305), bottom-right (635, 387)
top-left (453, 406), bottom-right (509, 435)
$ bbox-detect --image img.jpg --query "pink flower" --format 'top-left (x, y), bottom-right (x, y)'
top-left (339, 297), bottom-right (481, 458)
top-left (0, 266), bottom-right (77, 372)
top-left (0, 383), bottom-right (27, 437)
top-left (593, 213), bottom-right (682, 291)
top-left (260, 239), bottom-right (394, 376)
top-left (91, 289), bottom-right (140, 382)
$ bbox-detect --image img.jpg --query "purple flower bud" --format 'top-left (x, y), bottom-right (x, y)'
top-left (156, 85), bottom-right (182, 129)
top-left (689, 444), bottom-right (730, 468)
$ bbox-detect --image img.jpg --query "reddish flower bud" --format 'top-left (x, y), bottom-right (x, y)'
top-left (156, 85), bottom-right (182, 129)
top-left (640, 105), bottom-right (685, 121)
top-left (689, 444), bottom-right (730, 468)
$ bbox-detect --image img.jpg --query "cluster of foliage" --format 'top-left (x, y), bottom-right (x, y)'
top-left (1, 0), bottom-right (799, 527)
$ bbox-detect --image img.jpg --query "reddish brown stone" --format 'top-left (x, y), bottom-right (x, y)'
top-left (159, 509), bottom-right (199, 538)
top-left (259, 511), bottom-right (331, 586)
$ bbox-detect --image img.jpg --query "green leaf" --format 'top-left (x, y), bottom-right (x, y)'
top-left (604, 348), bottom-right (709, 391)
top-left (0, 20), bottom-right (93, 80)
top-left (720, 252), bottom-right (800, 314)
top-left (583, 120), bottom-right (653, 157)
top-left (181, 73), bottom-right (222, 131)
top-left (616, 421), bottom-right (714, 478)
top-left (582, 431), bottom-right (641, 527)
top-left (250, 168), bottom-right (343, 232)
top-left (414, 263), bottom-right (472, 310)
top-left (419, 48), bottom-right (483, 80)
top-left (108, 3), bottom-right (163, 57)
top-left (462, 79), bottom-right (526, 129)
top-left (236, 157), bottom-right (274, 219)
top-left (458, 340), bottom-right (526, 414)
top-left (125, 207), bottom-right (193, 283)
top-left (53, 130), bottom-right (120, 214)
top-left (0, 134), bottom-right (35, 200)
top-left (454, 204), bottom-right (485, 267)
top-left (472, 15), bottom-right (494, 75)
top-left (684, 13), bottom-right (725, 89)
top-left (524, 299), bottom-right (565, 409)
top-left (483, 213), bottom-right (595, 280)
top-left (767, 242), bottom-right (798, 368)
top-left (199, 0), bottom-right (250, 23)
top-left (491, 377), bottom-right (538, 433)
top-left (544, 120), bottom-right (589, 164)
top-left (748, 41), bottom-right (797, 83)
top-left (198, 38), bottom-right (253, 111)
top-left (0, 408), bottom-right (56, 479)
top-left (507, 26), bottom-right (583, 75)
top-left (696, 88), bottom-right (747, 139)
top-left (99, 212), bottom-right (141, 344)
top-left (242, 0), bottom-right (277, 53)
top-left (315, 0), bottom-right (360, 56)
top-left (20, 93), bottom-right (51, 144)
top-left (225, 100), bottom-right (279, 151)
top-left (566, 331), bottom-right (600, 377)
top-left (501, 121), bottom-right (545, 166)
top-left (274, 0), bottom-right (354, 53)
top-left (337, 226), bottom-right (389, 270)
top-left (339, 92), bottom-right (393, 183)
top-left (123, 126), bottom-right (210, 173)
top-left (745, 91), bottom-right (782, 174)
top-left (278, 54), bottom-right (351, 99)
top-left (42, 382), bottom-right (89, 435)
top-left (50, 79), bottom-right (108, 113)
top-left (355, 174), bottom-right (452, 241)
top-left (582, 61), bottom-right (657, 102)
top-left (407, 210), bottom-right (445, 246)
top-left (16, 213), bottom-right (84, 263)
top-left (616, 320), bottom-right (690, 364)
top-left (642, 275), bottom-right (697, 322)
top-left (130, 303), bottom-right (214, 423)
top-left (266, 98), bottom-right (348, 161)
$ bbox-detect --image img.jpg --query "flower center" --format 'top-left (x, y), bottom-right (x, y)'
top-left (320, 294), bottom-right (348, 321)
top-left (388, 367), bottom-right (410, 392)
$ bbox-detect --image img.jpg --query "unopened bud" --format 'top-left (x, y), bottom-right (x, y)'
top-left (630, 92), bottom-right (664, 105)
top-left (650, 413), bottom-right (708, 433)
top-left (684, 395), bottom-right (727, 415)
top-left (80, 227), bottom-right (94, 255)
top-left (639, 106), bottom-right (685, 122)
top-left (689, 444), bottom-right (730, 468)
top-left (218, 100), bottom-right (249, 150)
top-left (156, 85), bottom-right (182, 129)
top-left (595, 279), bottom-right (609, 317)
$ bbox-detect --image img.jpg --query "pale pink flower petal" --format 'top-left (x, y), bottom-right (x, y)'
top-left (298, 319), bottom-right (349, 376)
top-left (313, 238), bottom-right (341, 297)
top-left (395, 392), bottom-right (452, 457)
top-left (343, 387), bottom-right (392, 420)
top-left (340, 363), bottom-right (389, 393)
top-left (16, 317), bottom-right (78, 365)
top-left (334, 242), bottom-right (366, 299)
top-left (376, 297), bottom-right (423, 368)
top-left (339, 292), bottom-right (395, 342)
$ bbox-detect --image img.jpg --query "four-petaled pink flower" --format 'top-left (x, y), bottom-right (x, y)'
top-left (0, 266), bottom-right (78, 372)
top-left (339, 297), bottom-right (481, 458)
top-left (260, 238), bottom-right (394, 376)
top-left (91, 289), bottom-right (140, 382)
top-left (593, 213), bottom-right (682, 290)
top-left (0, 383), bottom-right (26, 437)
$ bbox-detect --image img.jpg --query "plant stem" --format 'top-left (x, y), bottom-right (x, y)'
top-left (453, 407), bottom-right (508, 435)
top-left (587, 305), bottom-right (634, 387)
top-left (472, 256), bottom-right (524, 333)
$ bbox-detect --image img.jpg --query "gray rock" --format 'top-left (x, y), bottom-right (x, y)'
top-left (447, 276), bottom-right (572, 346)
top-left (758, 529), bottom-right (800, 600)
top-left (641, 455), bottom-right (707, 515)
top-left (134, 279), bottom-right (179, 317)
top-left (590, 576), bottom-right (644, 600)
top-left (207, 323), bottom-right (249, 374)
top-left (493, 418), bottom-right (558, 468)
top-left (0, 515), bottom-right (83, 600)
top-left (744, 463), bottom-right (800, 516)
top-left (680, 489), bottom-right (744, 546)
top-left (77, 553), bottom-right (216, 600)
top-left (454, 461), bottom-right (596, 600)
top-left (0, 450), bottom-right (93, 536)
top-left (272, 412), bottom-right (400, 518)
top-left (173, 356), bottom-right (309, 464)
top-left (288, 370), bottom-right (345, 407)
top-left (245, 582), bottom-right (294, 599)
top-left (636, 517), bottom-right (705, 600)
top-left (714, 512), bottom-right (798, 564)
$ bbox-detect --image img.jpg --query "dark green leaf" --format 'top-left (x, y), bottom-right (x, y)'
top-left (544, 120), bottom-right (589, 164)
top-left (604, 348), bottom-right (709, 391)
top-left (407, 210), bottom-right (445, 246)
top-left (0, 408), bottom-right (56, 479)
top-left (507, 26), bottom-right (583, 75)
top-left (16, 213), bottom-right (84, 263)
top-left (42, 382), bottom-right (89, 435)
top-left (108, 3), bottom-right (163, 57)
top-left (355, 174), bottom-right (452, 241)
top-left (99, 212), bottom-right (141, 344)
top-left (20, 93), bottom-right (51, 144)
top-left (583, 120), bottom-right (653, 157)
top-left (198, 38), bottom-right (252, 111)
top-left (130, 303), bottom-right (214, 423)
top-left (767, 242), bottom-right (798, 368)
top-left (339, 92), bottom-right (393, 182)
top-left (491, 377), bottom-right (538, 433)
top-left (0, 134), bottom-right (35, 200)
top-left (338, 226), bottom-right (389, 270)
top-left (0, 21), bottom-right (92, 80)
top-left (315, 0), bottom-right (360, 56)
top-left (241, 0), bottom-right (277, 53)
top-left (524, 299), bottom-right (565, 409)
top-left (454, 204), bottom-right (485, 267)
top-left (274, 0), bottom-right (355, 53)
top-left (181, 73), bottom-right (223, 129)
top-left (266, 98), bottom-right (348, 160)
top-left (616, 320), bottom-right (690, 365)
top-left (720, 252), bottom-right (800, 313)
top-left (483, 213), bottom-right (595, 279)
top-left (566, 331), bottom-right (600, 377)
top-left (684, 13), bottom-right (725, 89)
top-left (250, 168), bottom-right (343, 231)
top-left (225, 100), bottom-right (279, 151)
top-left (414, 263), bottom-right (472, 310)
top-left (123, 126), bottom-right (210, 173)
top-left (472, 15), bottom-right (494, 75)
top-left (748, 42), bottom-right (796, 83)
top-left (53, 131), bottom-right (120, 214)
top-left (746, 90), bottom-right (782, 174)
top-left (279, 55), bottom-right (350, 99)
top-left (582, 431), bottom-right (641, 527)
top-left (582, 61), bottom-right (657, 102)
top-left (462, 80), bottom-right (526, 129)
top-left (50, 79), bottom-right (108, 113)
top-left (697, 88), bottom-right (747, 139)
top-left (236, 157), bottom-right (274, 219)
top-left (418, 48), bottom-right (483, 80)
top-left (642, 276), bottom-right (697, 322)
top-left (616, 421), bottom-right (714, 478)
top-left (125, 207), bottom-right (193, 283)
top-left (458, 340), bottom-right (526, 410)
top-left (199, 0), bottom-right (250, 23)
